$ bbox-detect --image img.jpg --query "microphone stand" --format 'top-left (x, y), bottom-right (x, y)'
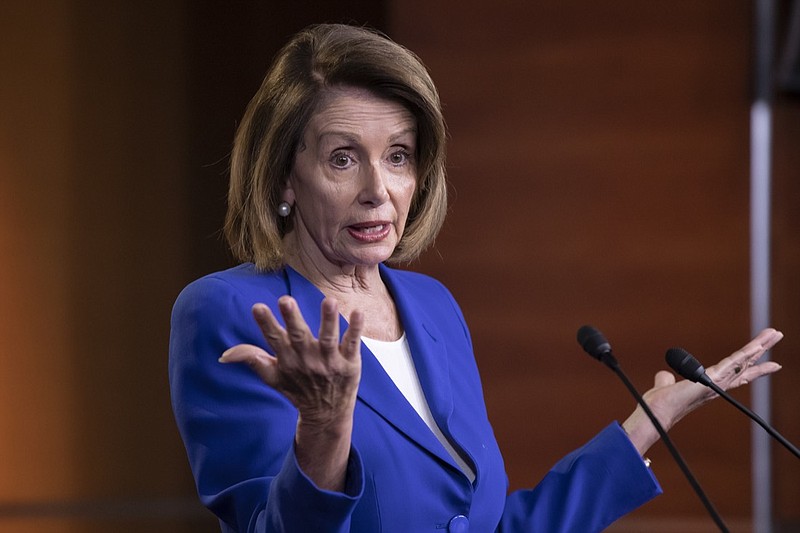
top-left (665, 347), bottom-right (800, 460)
top-left (597, 351), bottom-right (730, 533)
top-left (701, 377), bottom-right (799, 459)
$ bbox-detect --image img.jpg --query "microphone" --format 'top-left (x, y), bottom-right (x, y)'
top-left (577, 326), bottom-right (729, 533)
top-left (666, 347), bottom-right (800, 459)
top-left (576, 325), bottom-right (617, 368)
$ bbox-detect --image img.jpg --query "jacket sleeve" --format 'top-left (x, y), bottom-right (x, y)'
top-left (497, 422), bottom-right (662, 533)
top-left (168, 275), bottom-right (364, 532)
top-left (410, 270), bottom-right (661, 532)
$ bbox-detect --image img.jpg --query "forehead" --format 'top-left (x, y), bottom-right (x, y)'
top-left (305, 87), bottom-right (417, 140)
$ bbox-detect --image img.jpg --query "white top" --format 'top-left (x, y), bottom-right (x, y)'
top-left (362, 334), bottom-right (476, 483)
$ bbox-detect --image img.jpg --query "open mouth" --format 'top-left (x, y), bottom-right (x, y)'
top-left (347, 223), bottom-right (391, 242)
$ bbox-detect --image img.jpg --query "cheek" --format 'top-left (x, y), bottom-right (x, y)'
top-left (400, 181), bottom-right (417, 214)
top-left (306, 186), bottom-right (352, 227)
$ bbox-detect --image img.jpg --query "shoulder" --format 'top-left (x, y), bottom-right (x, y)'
top-left (380, 264), bottom-right (465, 319)
top-left (169, 264), bottom-right (288, 369)
top-left (380, 264), bottom-right (451, 295)
top-left (175, 263), bottom-right (286, 304)
top-left (171, 264), bottom-right (288, 323)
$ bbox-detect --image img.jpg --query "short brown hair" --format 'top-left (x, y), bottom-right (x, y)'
top-left (225, 23), bottom-right (447, 271)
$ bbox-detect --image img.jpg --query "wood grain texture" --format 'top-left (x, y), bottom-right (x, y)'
top-left (2, 1), bottom-right (796, 530)
top-left (390, 0), bottom-right (799, 526)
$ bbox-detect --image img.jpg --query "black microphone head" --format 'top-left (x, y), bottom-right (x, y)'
top-left (665, 347), bottom-right (708, 384)
top-left (577, 325), bottom-right (612, 361)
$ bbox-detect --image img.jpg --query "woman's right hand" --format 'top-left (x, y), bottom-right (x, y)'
top-left (219, 295), bottom-right (364, 492)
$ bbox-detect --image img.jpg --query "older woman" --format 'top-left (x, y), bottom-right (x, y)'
top-left (169, 23), bottom-right (783, 533)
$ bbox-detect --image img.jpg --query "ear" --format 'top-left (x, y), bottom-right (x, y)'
top-left (281, 175), bottom-right (296, 205)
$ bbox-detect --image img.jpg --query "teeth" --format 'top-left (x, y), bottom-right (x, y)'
top-left (356, 224), bottom-right (384, 233)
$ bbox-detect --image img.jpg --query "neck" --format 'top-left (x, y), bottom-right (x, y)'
top-left (282, 233), bottom-right (402, 340)
top-left (284, 242), bottom-right (402, 340)
top-left (283, 245), bottom-right (384, 299)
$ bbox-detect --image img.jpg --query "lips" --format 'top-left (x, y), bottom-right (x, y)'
top-left (347, 222), bottom-right (391, 243)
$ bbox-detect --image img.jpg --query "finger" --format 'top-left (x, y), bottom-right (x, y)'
top-left (710, 328), bottom-right (784, 378)
top-left (340, 309), bottom-right (364, 362)
top-left (737, 328), bottom-right (783, 361)
top-left (252, 303), bottom-right (290, 353)
top-left (220, 343), bottom-right (280, 386)
top-left (318, 297), bottom-right (341, 358)
top-left (653, 370), bottom-right (676, 388)
top-left (758, 328), bottom-right (784, 352)
top-left (708, 328), bottom-right (783, 366)
top-left (736, 360), bottom-right (783, 386)
top-left (278, 296), bottom-right (314, 350)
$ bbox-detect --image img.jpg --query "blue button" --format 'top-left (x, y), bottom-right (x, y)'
top-left (448, 514), bottom-right (469, 533)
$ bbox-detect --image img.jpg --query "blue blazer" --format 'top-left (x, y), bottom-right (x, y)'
top-left (169, 264), bottom-right (660, 532)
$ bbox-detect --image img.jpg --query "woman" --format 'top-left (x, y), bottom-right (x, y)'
top-left (169, 23), bottom-right (783, 532)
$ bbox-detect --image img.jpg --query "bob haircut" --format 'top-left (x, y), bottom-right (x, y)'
top-left (225, 23), bottom-right (448, 271)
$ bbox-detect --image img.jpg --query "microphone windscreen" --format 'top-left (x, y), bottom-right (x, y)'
top-left (665, 347), bottom-right (706, 383)
top-left (577, 325), bottom-right (612, 360)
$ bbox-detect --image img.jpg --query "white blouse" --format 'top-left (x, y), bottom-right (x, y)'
top-left (362, 334), bottom-right (476, 483)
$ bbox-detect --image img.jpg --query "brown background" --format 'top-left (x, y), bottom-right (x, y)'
top-left (1, 1), bottom-right (798, 532)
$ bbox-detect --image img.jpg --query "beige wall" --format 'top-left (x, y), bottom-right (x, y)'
top-left (0, 1), bottom-right (797, 531)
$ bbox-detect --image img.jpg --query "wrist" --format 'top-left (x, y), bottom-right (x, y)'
top-left (622, 408), bottom-right (661, 456)
top-left (294, 418), bottom-right (353, 493)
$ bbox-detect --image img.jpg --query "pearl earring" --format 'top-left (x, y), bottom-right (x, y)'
top-left (277, 202), bottom-right (292, 217)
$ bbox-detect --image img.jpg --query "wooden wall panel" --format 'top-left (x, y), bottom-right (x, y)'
top-left (772, 96), bottom-right (800, 528)
top-left (389, 0), bottom-right (799, 529)
top-left (1, 2), bottom-right (387, 532)
top-left (1, 2), bottom-right (206, 531)
top-left (2, 1), bottom-right (796, 531)
top-left (0, 0), bottom-right (82, 507)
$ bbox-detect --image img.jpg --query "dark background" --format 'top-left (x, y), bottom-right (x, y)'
top-left (1, 1), bottom-right (798, 531)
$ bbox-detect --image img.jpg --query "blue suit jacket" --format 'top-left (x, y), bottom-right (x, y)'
top-left (169, 263), bottom-right (661, 532)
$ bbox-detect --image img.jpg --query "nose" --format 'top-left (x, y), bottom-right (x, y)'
top-left (358, 161), bottom-right (390, 206)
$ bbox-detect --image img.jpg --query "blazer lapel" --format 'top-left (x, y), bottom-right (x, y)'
top-left (284, 266), bottom-right (460, 470)
top-left (380, 265), bottom-right (455, 432)
top-left (376, 265), bottom-right (461, 465)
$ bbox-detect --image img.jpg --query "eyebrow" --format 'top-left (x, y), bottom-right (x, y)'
top-left (317, 127), bottom-right (418, 145)
top-left (388, 127), bottom-right (418, 144)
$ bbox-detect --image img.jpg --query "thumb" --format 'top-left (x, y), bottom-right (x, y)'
top-left (220, 344), bottom-right (279, 387)
top-left (654, 370), bottom-right (676, 388)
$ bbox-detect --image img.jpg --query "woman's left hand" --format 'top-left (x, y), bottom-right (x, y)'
top-left (623, 328), bottom-right (784, 455)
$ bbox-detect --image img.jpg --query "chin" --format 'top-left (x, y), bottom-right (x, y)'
top-left (347, 247), bottom-right (396, 267)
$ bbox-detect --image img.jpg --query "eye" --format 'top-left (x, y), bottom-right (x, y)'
top-left (388, 149), bottom-right (412, 166)
top-left (331, 152), bottom-right (355, 169)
